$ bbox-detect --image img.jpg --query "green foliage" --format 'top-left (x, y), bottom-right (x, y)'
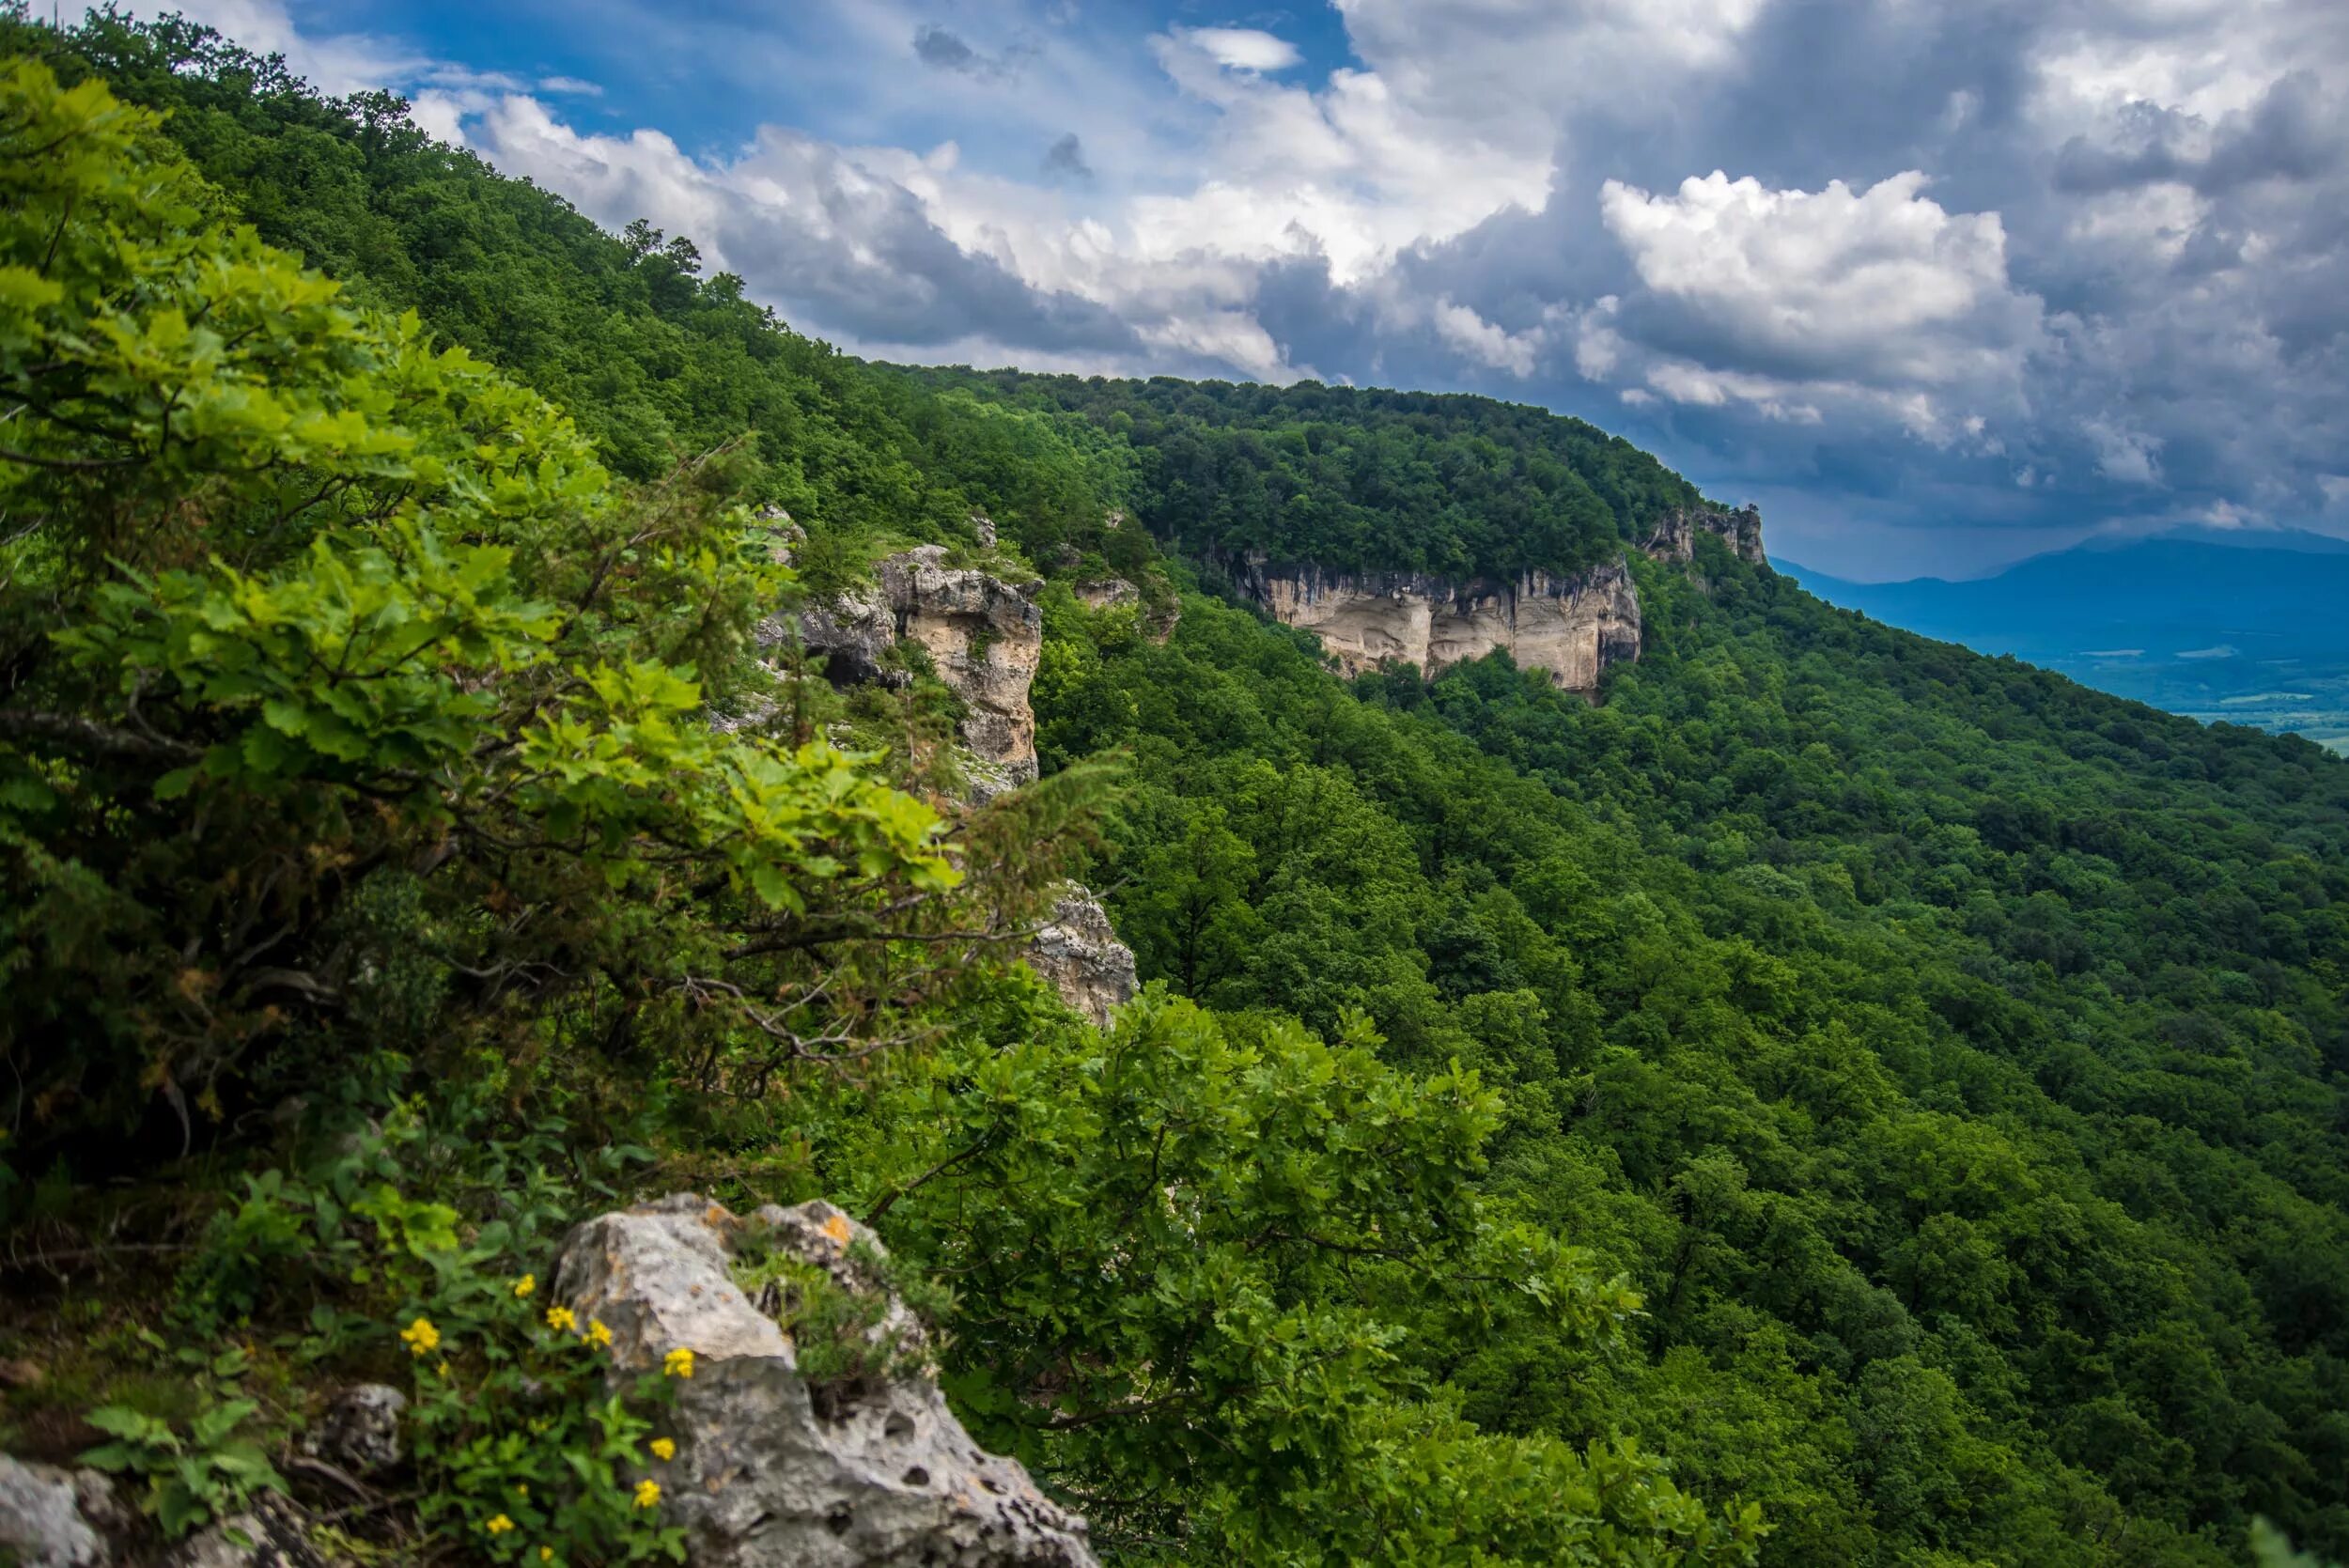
top-left (81, 1397), bottom-right (285, 1539)
top-left (6, 13), bottom-right (2347, 1568)
top-left (404, 1292), bottom-right (688, 1566)
top-left (1028, 557), bottom-right (2349, 1563)
top-left (905, 367), bottom-right (1711, 581)
top-left (805, 987), bottom-right (1756, 1562)
top-left (0, 51), bottom-right (970, 1159)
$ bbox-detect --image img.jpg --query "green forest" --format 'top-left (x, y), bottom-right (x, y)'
top-left (2, 12), bottom-right (2345, 1568)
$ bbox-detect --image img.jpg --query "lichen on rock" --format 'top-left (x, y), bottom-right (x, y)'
top-left (552, 1193), bottom-right (1097, 1568)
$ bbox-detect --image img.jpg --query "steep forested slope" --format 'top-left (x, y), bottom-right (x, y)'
top-left (4, 14), bottom-right (2347, 1568)
top-left (1042, 556), bottom-right (2349, 1565)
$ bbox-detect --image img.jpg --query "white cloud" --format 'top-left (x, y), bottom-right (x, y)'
top-left (1180, 26), bottom-right (1302, 73)
top-left (2084, 418), bottom-right (2164, 484)
top-left (1433, 298), bottom-right (1540, 376)
top-left (1586, 169), bottom-right (2045, 439)
top-left (116, 0), bottom-right (2349, 570)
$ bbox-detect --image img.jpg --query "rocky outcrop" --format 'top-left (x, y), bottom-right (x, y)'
top-left (761, 546), bottom-right (1042, 796)
top-left (553, 1193), bottom-right (1097, 1568)
top-left (1230, 554), bottom-right (1642, 692)
top-left (1073, 579), bottom-right (1137, 612)
top-left (302, 1384), bottom-right (406, 1478)
top-left (875, 548), bottom-right (1041, 797)
top-left (0, 1458), bottom-right (121, 1568)
top-left (1026, 887), bottom-right (1138, 1028)
top-left (1641, 505), bottom-right (1766, 568)
top-left (792, 586), bottom-right (899, 691)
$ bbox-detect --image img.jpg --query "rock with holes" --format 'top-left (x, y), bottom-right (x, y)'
top-left (301, 1383), bottom-right (406, 1477)
top-left (552, 1193), bottom-right (1097, 1568)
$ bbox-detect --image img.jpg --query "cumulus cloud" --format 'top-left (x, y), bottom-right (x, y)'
top-left (1591, 169), bottom-right (2044, 438)
top-left (120, 0), bottom-right (2349, 572)
top-left (1181, 26), bottom-right (1303, 73)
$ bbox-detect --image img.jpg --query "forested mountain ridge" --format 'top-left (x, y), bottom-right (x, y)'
top-left (3, 13), bottom-right (2347, 1568)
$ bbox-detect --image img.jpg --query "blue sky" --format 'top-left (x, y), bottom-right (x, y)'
top-left (136, 0), bottom-right (2349, 578)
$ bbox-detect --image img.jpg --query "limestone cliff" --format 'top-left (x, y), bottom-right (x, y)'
top-left (1640, 505), bottom-right (1767, 569)
top-left (874, 548), bottom-right (1041, 796)
top-left (1228, 554), bottom-right (1642, 692)
top-left (763, 547), bottom-right (1042, 796)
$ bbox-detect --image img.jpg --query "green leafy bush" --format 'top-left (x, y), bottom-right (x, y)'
top-left (81, 1398), bottom-right (285, 1538)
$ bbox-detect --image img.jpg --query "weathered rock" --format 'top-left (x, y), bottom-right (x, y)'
top-left (970, 513), bottom-right (997, 549)
top-left (168, 1496), bottom-right (331, 1568)
top-left (1073, 579), bottom-right (1137, 612)
top-left (1640, 505), bottom-right (1766, 569)
top-left (1027, 888), bottom-right (1138, 1029)
top-left (1230, 554), bottom-right (1642, 693)
top-left (788, 585), bottom-right (901, 691)
top-left (553, 1194), bottom-right (1097, 1568)
top-left (876, 547), bottom-right (1042, 797)
top-left (0, 1458), bottom-right (117, 1568)
top-left (301, 1384), bottom-right (406, 1477)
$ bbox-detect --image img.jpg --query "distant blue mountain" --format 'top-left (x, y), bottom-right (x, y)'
top-left (1781, 530), bottom-right (2349, 752)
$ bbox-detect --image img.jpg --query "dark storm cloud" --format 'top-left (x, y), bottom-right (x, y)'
top-left (1334, 0), bottom-right (2349, 567)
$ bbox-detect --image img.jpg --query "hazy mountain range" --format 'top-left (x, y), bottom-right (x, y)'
top-left (1782, 528), bottom-right (2349, 753)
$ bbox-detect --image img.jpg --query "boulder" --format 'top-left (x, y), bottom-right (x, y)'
top-left (0, 1457), bottom-right (119, 1568)
top-left (552, 1194), bottom-right (1097, 1568)
top-left (301, 1384), bottom-right (406, 1477)
top-left (1026, 888), bottom-right (1138, 1029)
top-left (168, 1496), bottom-right (331, 1568)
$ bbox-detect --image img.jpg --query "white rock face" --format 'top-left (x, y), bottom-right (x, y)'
top-left (1073, 579), bottom-right (1137, 611)
top-left (1026, 887), bottom-right (1138, 1028)
top-left (1236, 556), bottom-right (1643, 692)
top-left (1640, 505), bottom-right (1767, 568)
top-left (877, 548), bottom-right (1043, 797)
top-left (553, 1194), bottom-right (1097, 1568)
top-left (0, 1458), bottom-right (114, 1568)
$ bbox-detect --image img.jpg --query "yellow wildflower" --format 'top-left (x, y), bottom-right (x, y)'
top-left (514, 1484), bottom-right (529, 1498)
top-left (540, 1551), bottom-right (554, 1563)
top-left (399, 1317), bottom-right (441, 1357)
top-left (512, 1274), bottom-right (537, 1298)
top-left (633, 1479), bottom-right (661, 1510)
top-left (586, 1318), bottom-right (614, 1348)
top-left (434, 1360), bottom-right (450, 1378)
top-left (662, 1346), bottom-right (695, 1379)
top-left (485, 1514), bottom-right (515, 1536)
top-left (648, 1437), bottom-right (677, 1462)
top-left (545, 1306), bottom-right (578, 1333)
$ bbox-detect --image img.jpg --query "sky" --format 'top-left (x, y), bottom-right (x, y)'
top-left (123, 0), bottom-right (2349, 579)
